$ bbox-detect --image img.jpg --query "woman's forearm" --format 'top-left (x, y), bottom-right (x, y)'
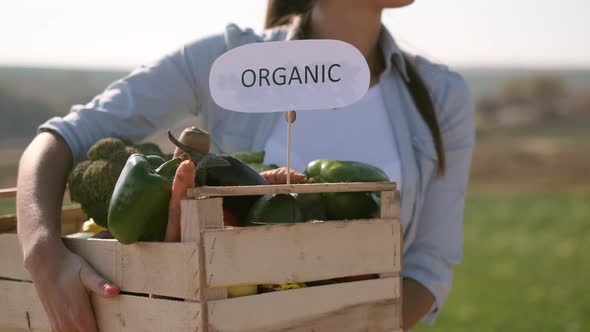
top-left (17, 131), bottom-right (73, 271)
top-left (402, 278), bottom-right (436, 331)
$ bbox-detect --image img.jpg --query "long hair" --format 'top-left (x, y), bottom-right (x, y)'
top-left (265, 0), bottom-right (314, 29)
top-left (265, 0), bottom-right (446, 174)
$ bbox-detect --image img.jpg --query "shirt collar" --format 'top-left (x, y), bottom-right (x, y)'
top-left (286, 16), bottom-right (410, 82)
top-left (379, 25), bottom-right (410, 82)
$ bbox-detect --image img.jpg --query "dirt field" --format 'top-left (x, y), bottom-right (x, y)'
top-left (3, 133), bottom-right (589, 193)
top-left (470, 137), bottom-right (590, 193)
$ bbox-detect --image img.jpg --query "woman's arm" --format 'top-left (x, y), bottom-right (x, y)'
top-left (18, 32), bottom-right (226, 331)
top-left (17, 131), bottom-right (119, 332)
top-left (402, 65), bottom-right (476, 328)
top-left (403, 278), bottom-right (436, 330)
top-left (40, 43), bottom-right (206, 162)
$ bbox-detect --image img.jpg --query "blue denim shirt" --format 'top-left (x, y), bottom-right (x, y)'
top-left (40, 20), bottom-right (474, 324)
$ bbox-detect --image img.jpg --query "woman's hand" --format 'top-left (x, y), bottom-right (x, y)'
top-left (26, 241), bottom-right (119, 332)
top-left (260, 167), bottom-right (306, 185)
top-left (402, 278), bottom-right (435, 331)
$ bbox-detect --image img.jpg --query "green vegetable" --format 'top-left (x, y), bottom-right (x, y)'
top-left (146, 155), bottom-right (166, 170)
top-left (135, 142), bottom-right (165, 157)
top-left (86, 138), bottom-right (130, 163)
top-left (68, 138), bottom-right (166, 228)
top-left (305, 160), bottom-right (389, 183)
top-left (108, 155), bottom-right (181, 244)
top-left (296, 177), bottom-right (328, 221)
top-left (245, 194), bottom-right (304, 226)
top-left (231, 151), bottom-right (265, 164)
top-left (304, 160), bottom-right (389, 220)
top-left (168, 131), bottom-right (268, 223)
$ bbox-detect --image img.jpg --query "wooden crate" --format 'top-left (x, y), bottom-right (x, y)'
top-left (0, 183), bottom-right (403, 332)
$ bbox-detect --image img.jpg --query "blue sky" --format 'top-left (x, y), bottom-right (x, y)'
top-left (1, 0), bottom-right (588, 69)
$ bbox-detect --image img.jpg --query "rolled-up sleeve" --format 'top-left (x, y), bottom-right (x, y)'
top-left (39, 45), bottom-right (202, 161)
top-left (402, 68), bottom-right (475, 323)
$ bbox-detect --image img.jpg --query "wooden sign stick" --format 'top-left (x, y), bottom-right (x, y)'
top-left (285, 110), bottom-right (297, 185)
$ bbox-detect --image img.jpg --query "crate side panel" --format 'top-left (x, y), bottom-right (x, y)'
top-left (91, 293), bottom-right (200, 332)
top-left (59, 206), bottom-right (88, 235)
top-left (0, 280), bottom-right (49, 331)
top-left (0, 280), bottom-right (200, 332)
top-left (66, 238), bottom-right (200, 300)
top-left (204, 219), bottom-right (401, 287)
top-left (0, 234), bottom-right (200, 300)
top-left (0, 214), bottom-right (16, 233)
top-left (189, 182), bottom-right (397, 197)
top-left (0, 188), bottom-right (16, 199)
top-left (0, 206), bottom-right (86, 236)
top-left (280, 299), bottom-right (402, 332)
top-left (181, 198), bottom-right (228, 302)
top-left (208, 277), bottom-right (400, 332)
top-left (380, 190), bottom-right (400, 219)
top-left (0, 234), bottom-right (28, 280)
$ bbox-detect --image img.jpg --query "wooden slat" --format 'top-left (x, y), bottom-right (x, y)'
top-left (0, 279), bottom-right (49, 330)
top-left (0, 206), bottom-right (86, 236)
top-left (0, 234), bottom-right (28, 280)
top-left (380, 190), bottom-right (400, 220)
top-left (59, 206), bottom-right (87, 235)
top-left (0, 188), bottom-right (16, 199)
top-left (378, 190), bottom-right (403, 328)
top-left (0, 187), bottom-right (82, 235)
top-left (0, 279), bottom-right (200, 332)
top-left (208, 277), bottom-right (401, 332)
top-left (180, 199), bottom-right (228, 302)
top-left (194, 198), bottom-right (227, 301)
top-left (0, 234), bottom-right (200, 300)
top-left (0, 214), bottom-right (16, 233)
top-left (203, 219), bottom-right (402, 287)
top-left (181, 198), bottom-right (227, 332)
top-left (188, 182), bottom-right (397, 198)
top-left (379, 189), bottom-right (402, 280)
top-left (280, 300), bottom-right (402, 332)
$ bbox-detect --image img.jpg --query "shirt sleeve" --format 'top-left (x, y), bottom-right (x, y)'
top-left (39, 44), bottom-right (203, 162)
top-left (401, 67), bottom-right (475, 324)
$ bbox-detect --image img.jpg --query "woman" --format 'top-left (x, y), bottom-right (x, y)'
top-left (17, 0), bottom-right (474, 331)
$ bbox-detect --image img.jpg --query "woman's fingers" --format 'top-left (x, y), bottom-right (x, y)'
top-left (31, 249), bottom-right (115, 332)
top-left (260, 167), bottom-right (306, 184)
top-left (79, 262), bottom-right (119, 298)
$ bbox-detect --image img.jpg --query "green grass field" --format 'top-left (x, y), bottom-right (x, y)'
top-left (2, 192), bottom-right (588, 331)
top-left (414, 192), bottom-right (590, 332)
top-left (0, 198), bottom-right (15, 215)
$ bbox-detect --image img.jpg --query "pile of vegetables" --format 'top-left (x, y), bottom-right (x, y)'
top-left (68, 138), bottom-right (168, 228)
top-left (70, 126), bottom-right (390, 297)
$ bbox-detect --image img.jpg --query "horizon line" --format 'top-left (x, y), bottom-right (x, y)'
top-left (1, 62), bottom-right (590, 73)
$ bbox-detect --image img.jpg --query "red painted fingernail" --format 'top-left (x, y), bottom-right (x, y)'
top-left (104, 284), bottom-right (119, 295)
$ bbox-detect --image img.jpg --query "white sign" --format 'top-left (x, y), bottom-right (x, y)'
top-left (209, 40), bottom-right (370, 113)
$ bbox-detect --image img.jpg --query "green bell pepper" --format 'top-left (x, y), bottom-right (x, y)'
top-left (304, 160), bottom-right (389, 220)
top-left (108, 154), bottom-right (181, 244)
top-left (245, 194), bottom-right (304, 226)
top-left (230, 151), bottom-right (265, 164)
top-left (305, 160), bottom-right (389, 183)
